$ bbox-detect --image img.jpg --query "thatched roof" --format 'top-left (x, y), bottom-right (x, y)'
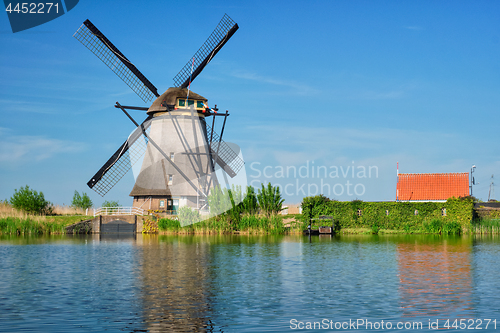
top-left (147, 87), bottom-right (207, 115)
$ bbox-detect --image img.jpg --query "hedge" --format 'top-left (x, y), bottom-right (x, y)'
top-left (302, 195), bottom-right (474, 233)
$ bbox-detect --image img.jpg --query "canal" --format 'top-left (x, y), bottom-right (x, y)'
top-left (1, 234), bottom-right (499, 332)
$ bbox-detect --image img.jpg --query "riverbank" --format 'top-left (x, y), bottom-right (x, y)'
top-left (156, 214), bottom-right (304, 235)
top-left (2, 202), bottom-right (499, 236)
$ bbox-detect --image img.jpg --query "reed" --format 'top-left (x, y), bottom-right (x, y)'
top-left (472, 218), bottom-right (500, 234)
top-left (158, 214), bottom-right (287, 234)
top-left (0, 217), bottom-right (67, 235)
top-left (0, 202), bottom-right (91, 235)
top-left (51, 205), bottom-right (86, 216)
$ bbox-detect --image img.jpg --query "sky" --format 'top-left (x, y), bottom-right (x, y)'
top-left (1, 0), bottom-right (499, 207)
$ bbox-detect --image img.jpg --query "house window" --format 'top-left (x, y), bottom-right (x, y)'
top-left (442, 208), bottom-right (447, 216)
top-left (357, 209), bottom-right (362, 216)
top-left (168, 175), bottom-right (173, 185)
top-left (386, 210), bottom-right (389, 216)
top-left (414, 210), bottom-right (419, 216)
top-left (159, 200), bottom-right (165, 208)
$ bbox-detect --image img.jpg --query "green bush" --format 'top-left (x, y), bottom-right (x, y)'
top-left (10, 185), bottom-right (52, 215)
top-left (424, 219), bottom-right (443, 233)
top-left (301, 195), bottom-right (330, 222)
top-left (71, 190), bottom-right (93, 210)
top-left (102, 200), bottom-right (120, 208)
top-left (442, 221), bottom-right (461, 235)
top-left (178, 206), bottom-right (201, 227)
top-left (158, 218), bottom-right (181, 231)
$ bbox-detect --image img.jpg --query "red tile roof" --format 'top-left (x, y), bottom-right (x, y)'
top-left (397, 172), bottom-right (469, 201)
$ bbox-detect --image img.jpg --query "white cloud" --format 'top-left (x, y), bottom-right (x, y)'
top-left (0, 127), bottom-right (86, 164)
top-left (230, 70), bottom-right (320, 95)
top-left (404, 26), bottom-right (424, 31)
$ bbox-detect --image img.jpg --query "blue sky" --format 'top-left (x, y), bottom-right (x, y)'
top-left (1, 0), bottom-right (499, 207)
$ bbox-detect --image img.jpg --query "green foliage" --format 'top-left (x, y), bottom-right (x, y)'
top-left (178, 206), bottom-right (201, 227)
top-left (208, 185), bottom-right (233, 216)
top-left (102, 200), bottom-right (120, 208)
top-left (241, 186), bottom-right (259, 215)
top-left (442, 221), bottom-right (461, 235)
top-left (0, 217), bottom-right (66, 235)
top-left (301, 195), bottom-right (330, 222)
top-left (158, 218), bottom-right (181, 231)
top-left (71, 191), bottom-right (93, 210)
top-left (423, 219), bottom-right (443, 233)
top-left (157, 213), bottom-right (285, 234)
top-left (9, 185), bottom-right (52, 215)
top-left (257, 183), bottom-right (285, 216)
top-left (300, 196), bottom-right (473, 234)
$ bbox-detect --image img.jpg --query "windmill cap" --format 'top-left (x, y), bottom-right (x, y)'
top-left (147, 87), bottom-right (207, 115)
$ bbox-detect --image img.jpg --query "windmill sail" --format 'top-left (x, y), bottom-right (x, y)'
top-left (74, 19), bottom-right (159, 103)
top-left (172, 14), bottom-right (239, 88)
top-left (88, 117), bottom-right (153, 196)
top-left (205, 122), bottom-right (244, 177)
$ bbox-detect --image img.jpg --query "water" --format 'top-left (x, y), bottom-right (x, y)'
top-left (1, 234), bottom-right (500, 332)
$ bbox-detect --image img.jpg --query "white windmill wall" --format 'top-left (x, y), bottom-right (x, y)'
top-left (130, 107), bottom-right (218, 210)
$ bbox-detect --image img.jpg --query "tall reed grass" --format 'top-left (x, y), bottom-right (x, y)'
top-left (472, 218), bottom-right (500, 234)
top-left (157, 214), bottom-right (292, 234)
top-left (0, 202), bottom-right (89, 235)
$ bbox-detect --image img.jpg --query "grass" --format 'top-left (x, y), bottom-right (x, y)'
top-left (0, 202), bottom-right (92, 235)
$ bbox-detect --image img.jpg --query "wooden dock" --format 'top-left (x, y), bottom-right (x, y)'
top-left (304, 215), bottom-right (336, 235)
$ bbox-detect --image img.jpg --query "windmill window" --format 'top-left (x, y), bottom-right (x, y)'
top-left (178, 99), bottom-right (185, 107)
top-left (159, 200), bottom-right (165, 208)
top-left (170, 152), bottom-right (174, 161)
top-left (168, 175), bottom-right (173, 185)
top-left (197, 101), bottom-right (205, 108)
top-left (187, 99), bottom-right (194, 106)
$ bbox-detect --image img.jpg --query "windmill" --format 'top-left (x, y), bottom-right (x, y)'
top-left (74, 14), bottom-right (244, 213)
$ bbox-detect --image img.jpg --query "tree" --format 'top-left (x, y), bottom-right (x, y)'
top-left (241, 186), bottom-right (259, 215)
top-left (257, 183), bottom-right (285, 216)
top-left (102, 200), bottom-right (121, 207)
top-left (71, 191), bottom-right (93, 210)
top-left (301, 195), bottom-right (331, 221)
top-left (9, 185), bottom-right (52, 215)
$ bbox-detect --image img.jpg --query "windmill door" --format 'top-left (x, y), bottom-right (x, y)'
top-left (167, 199), bottom-right (179, 214)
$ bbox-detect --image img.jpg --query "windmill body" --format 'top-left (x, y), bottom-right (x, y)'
top-left (130, 88), bottom-right (218, 212)
top-left (74, 14), bottom-right (243, 214)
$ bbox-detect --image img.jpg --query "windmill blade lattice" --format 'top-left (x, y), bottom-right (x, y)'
top-left (88, 118), bottom-right (152, 196)
top-left (74, 19), bottom-right (159, 103)
top-left (205, 122), bottom-right (244, 178)
top-left (173, 14), bottom-right (239, 88)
